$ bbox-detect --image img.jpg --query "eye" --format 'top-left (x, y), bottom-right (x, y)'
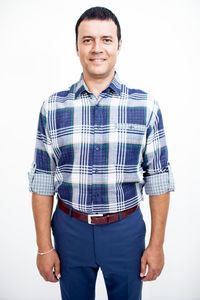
top-left (83, 39), bottom-right (92, 43)
top-left (103, 39), bottom-right (112, 43)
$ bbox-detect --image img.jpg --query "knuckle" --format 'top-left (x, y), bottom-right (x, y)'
top-left (48, 277), bottom-right (53, 282)
top-left (141, 255), bottom-right (146, 261)
top-left (55, 260), bottom-right (60, 266)
top-left (156, 271), bottom-right (161, 277)
top-left (44, 267), bottom-right (51, 274)
top-left (43, 270), bottom-right (50, 278)
top-left (46, 270), bottom-right (52, 278)
top-left (151, 267), bottom-right (157, 273)
top-left (157, 270), bottom-right (161, 276)
top-left (141, 260), bottom-right (146, 265)
top-left (146, 276), bottom-right (151, 281)
top-left (42, 274), bottom-right (48, 281)
top-left (50, 275), bottom-right (57, 282)
top-left (39, 269), bottom-right (45, 276)
top-left (152, 277), bottom-right (157, 281)
top-left (149, 276), bottom-right (153, 281)
top-left (42, 270), bottom-right (48, 277)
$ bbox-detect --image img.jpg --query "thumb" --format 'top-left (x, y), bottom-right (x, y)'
top-left (140, 255), bottom-right (147, 277)
top-left (54, 258), bottom-right (61, 280)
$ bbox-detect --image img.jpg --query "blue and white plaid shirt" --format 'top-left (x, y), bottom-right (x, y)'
top-left (28, 71), bottom-right (175, 214)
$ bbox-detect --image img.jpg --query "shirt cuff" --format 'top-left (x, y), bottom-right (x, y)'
top-left (144, 164), bottom-right (175, 195)
top-left (28, 170), bottom-right (55, 196)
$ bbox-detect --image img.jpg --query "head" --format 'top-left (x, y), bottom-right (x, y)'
top-left (75, 7), bottom-right (122, 79)
top-left (75, 7), bottom-right (121, 50)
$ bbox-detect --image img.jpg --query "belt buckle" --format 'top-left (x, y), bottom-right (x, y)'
top-left (88, 214), bottom-right (104, 225)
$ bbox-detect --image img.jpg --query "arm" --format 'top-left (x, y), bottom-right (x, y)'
top-left (141, 99), bottom-right (175, 281)
top-left (32, 192), bottom-right (54, 253)
top-left (140, 192), bottom-right (170, 281)
top-left (32, 192), bottom-right (61, 282)
top-left (29, 103), bottom-right (61, 282)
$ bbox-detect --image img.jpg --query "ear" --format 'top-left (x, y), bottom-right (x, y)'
top-left (117, 39), bottom-right (122, 54)
top-left (76, 41), bottom-right (79, 56)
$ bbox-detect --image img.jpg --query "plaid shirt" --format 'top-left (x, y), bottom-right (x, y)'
top-left (28, 71), bottom-right (175, 214)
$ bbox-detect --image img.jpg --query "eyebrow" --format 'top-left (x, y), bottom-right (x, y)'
top-left (81, 35), bottom-right (113, 40)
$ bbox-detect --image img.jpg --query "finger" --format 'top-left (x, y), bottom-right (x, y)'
top-left (47, 270), bottom-right (58, 282)
top-left (38, 268), bottom-right (49, 281)
top-left (141, 267), bottom-right (155, 282)
top-left (54, 259), bottom-right (61, 280)
top-left (41, 273), bottom-right (48, 281)
top-left (140, 257), bottom-right (147, 278)
top-left (42, 269), bottom-right (58, 282)
top-left (151, 274), bottom-right (158, 281)
top-left (142, 274), bottom-right (155, 281)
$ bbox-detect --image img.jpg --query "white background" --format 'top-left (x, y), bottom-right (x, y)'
top-left (0, 0), bottom-right (199, 299)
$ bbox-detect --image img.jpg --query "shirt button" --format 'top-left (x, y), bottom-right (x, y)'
top-left (94, 169), bottom-right (98, 173)
top-left (95, 193), bottom-right (99, 197)
top-left (95, 147), bottom-right (99, 151)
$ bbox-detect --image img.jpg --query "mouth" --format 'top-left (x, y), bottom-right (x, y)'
top-left (89, 58), bottom-right (106, 62)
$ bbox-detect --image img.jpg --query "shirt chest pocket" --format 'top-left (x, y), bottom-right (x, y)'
top-left (114, 123), bottom-right (147, 145)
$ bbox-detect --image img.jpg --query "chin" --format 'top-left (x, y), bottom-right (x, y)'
top-left (90, 72), bottom-right (108, 78)
top-left (89, 68), bottom-right (109, 76)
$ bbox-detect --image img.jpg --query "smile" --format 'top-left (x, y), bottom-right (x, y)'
top-left (89, 59), bottom-right (106, 62)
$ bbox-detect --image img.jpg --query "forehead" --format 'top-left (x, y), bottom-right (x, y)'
top-left (78, 19), bottom-right (118, 38)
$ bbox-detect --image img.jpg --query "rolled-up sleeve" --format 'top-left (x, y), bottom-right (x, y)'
top-left (143, 100), bottom-right (175, 195)
top-left (28, 102), bottom-right (56, 195)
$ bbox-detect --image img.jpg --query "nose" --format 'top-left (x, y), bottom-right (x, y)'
top-left (92, 40), bottom-right (103, 53)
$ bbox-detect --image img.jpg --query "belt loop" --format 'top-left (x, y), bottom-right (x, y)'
top-left (69, 206), bottom-right (72, 217)
top-left (118, 211), bottom-right (122, 220)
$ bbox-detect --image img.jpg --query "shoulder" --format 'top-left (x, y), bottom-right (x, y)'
top-left (124, 83), bottom-right (158, 108)
top-left (40, 80), bottom-right (79, 113)
top-left (124, 83), bottom-right (160, 125)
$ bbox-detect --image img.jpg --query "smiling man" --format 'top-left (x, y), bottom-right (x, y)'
top-left (29, 6), bottom-right (175, 300)
top-left (76, 18), bottom-right (121, 87)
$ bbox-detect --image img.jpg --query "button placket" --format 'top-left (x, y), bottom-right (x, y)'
top-left (92, 104), bottom-right (102, 204)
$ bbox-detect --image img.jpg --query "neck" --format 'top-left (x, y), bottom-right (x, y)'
top-left (83, 71), bottom-right (115, 98)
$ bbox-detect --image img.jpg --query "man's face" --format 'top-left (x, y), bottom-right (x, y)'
top-left (76, 19), bottom-right (122, 79)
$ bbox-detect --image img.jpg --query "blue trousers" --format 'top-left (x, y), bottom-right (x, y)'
top-left (51, 203), bottom-right (146, 300)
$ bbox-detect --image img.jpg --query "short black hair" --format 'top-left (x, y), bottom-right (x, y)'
top-left (75, 6), bottom-right (121, 45)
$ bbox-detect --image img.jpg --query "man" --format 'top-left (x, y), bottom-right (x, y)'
top-left (28, 6), bottom-right (175, 300)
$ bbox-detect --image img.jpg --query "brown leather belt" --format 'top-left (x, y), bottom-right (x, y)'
top-left (58, 197), bottom-right (138, 225)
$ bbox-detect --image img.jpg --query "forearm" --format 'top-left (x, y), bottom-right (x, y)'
top-left (148, 192), bottom-right (170, 249)
top-left (32, 192), bottom-right (54, 251)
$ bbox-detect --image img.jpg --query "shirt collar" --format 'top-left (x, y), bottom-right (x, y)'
top-left (74, 71), bottom-right (122, 98)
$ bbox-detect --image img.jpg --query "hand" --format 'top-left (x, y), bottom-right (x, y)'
top-left (37, 249), bottom-right (61, 282)
top-left (140, 245), bottom-right (164, 281)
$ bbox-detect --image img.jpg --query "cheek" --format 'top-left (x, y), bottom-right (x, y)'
top-left (107, 48), bottom-right (118, 58)
top-left (79, 52), bottom-right (87, 63)
top-left (78, 47), bottom-right (87, 58)
top-left (108, 52), bottom-right (118, 62)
